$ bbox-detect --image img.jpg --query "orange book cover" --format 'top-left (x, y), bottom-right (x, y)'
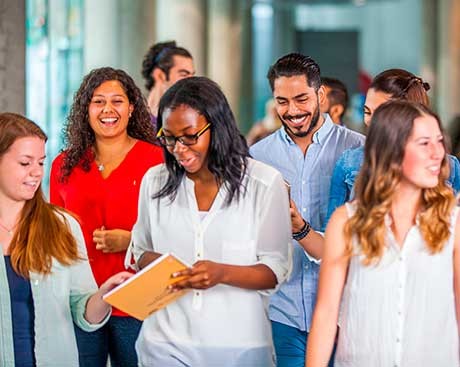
top-left (103, 253), bottom-right (190, 320)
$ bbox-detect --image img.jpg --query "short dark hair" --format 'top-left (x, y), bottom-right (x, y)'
top-left (267, 53), bottom-right (321, 92)
top-left (321, 76), bottom-right (349, 118)
top-left (370, 68), bottom-right (430, 107)
top-left (142, 41), bottom-right (192, 91)
top-left (155, 76), bottom-right (249, 206)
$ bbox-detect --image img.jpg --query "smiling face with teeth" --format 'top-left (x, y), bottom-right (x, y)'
top-left (400, 114), bottom-right (445, 190)
top-left (0, 136), bottom-right (45, 204)
top-left (273, 75), bottom-right (325, 141)
top-left (88, 80), bottom-right (134, 141)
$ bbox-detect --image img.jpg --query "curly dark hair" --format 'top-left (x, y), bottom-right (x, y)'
top-left (59, 67), bottom-right (156, 181)
top-left (154, 76), bottom-right (249, 206)
top-left (141, 41), bottom-right (192, 91)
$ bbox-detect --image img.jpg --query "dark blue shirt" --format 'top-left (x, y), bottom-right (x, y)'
top-left (5, 256), bottom-right (35, 367)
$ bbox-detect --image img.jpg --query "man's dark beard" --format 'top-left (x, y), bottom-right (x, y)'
top-left (281, 105), bottom-right (321, 138)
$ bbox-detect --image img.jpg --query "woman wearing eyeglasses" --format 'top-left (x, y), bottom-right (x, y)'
top-left (49, 67), bottom-right (163, 367)
top-left (127, 76), bottom-right (292, 366)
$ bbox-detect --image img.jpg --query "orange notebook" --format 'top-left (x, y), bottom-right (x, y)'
top-left (103, 253), bottom-right (190, 320)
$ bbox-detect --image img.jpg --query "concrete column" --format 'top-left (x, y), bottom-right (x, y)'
top-left (437, 0), bottom-right (460, 127)
top-left (84, 0), bottom-right (120, 71)
top-left (119, 0), bottom-right (156, 90)
top-left (0, 0), bottom-right (25, 113)
top-left (84, 0), bottom-right (156, 91)
top-left (420, 0), bottom-right (438, 109)
top-left (155, 0), bottom-right (206, 75)
top-left (207, 0), bottom-right (243, 121)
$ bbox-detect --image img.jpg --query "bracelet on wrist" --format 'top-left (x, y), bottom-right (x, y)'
top-left (292, 219), bottom-right (311, 241)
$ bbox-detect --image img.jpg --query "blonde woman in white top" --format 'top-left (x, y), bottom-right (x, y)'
top-left (127, 77), bottom-right (291, 366)
top-left (306, 100), bottom-right (460, 367)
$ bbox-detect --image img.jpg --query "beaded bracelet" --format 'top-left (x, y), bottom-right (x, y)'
top-left (292, 219), bottom-right (311, 241)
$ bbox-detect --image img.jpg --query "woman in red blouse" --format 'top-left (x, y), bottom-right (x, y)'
top-left (50, 67), bottom-right (163, 367)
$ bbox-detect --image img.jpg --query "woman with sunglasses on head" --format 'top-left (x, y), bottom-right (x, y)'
top-left (49, 67), bottom-right (163, 367)
top-left (127, 76), bottom-right (292, 366)
top-left (327, 69), bottom-right (460, 224)
top-left (306, 101), bottom-right (460, 366)
top-left (0, 113), bottom-right (132, 367)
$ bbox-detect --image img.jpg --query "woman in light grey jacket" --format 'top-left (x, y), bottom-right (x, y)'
top-left (0, 113), bottom-right (132, 367)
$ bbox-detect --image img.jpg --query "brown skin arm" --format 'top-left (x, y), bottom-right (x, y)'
top-left (171, 261), bottom-right (277, 291)
top-left (137, 251), bottom-right (163, 269)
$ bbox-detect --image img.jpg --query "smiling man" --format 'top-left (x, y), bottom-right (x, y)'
top-left (250, 53), bottom-right (364, 367)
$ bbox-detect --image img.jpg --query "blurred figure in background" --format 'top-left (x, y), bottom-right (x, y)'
top-left (320, 77), bottom-right (349, 126)
top-left (327, 68), bottom-right (460, 225)
top-left (141, 40), bottom-right (195, 123)
top-left (50, 67), bottom-right (163, 367)
top-left (246, 99), bottom-right (282, 146)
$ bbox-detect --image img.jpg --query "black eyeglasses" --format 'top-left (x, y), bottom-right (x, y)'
top-left (156, 123), bottom-right (211, 146)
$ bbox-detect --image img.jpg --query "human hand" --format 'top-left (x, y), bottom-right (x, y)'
top-left (99, 271), bottom-right (133, 296)
top-left (170, 261), bottom-right (226, 291)
top-left (93, 228), bottom-right (131, 253)
top-left (290, 200), bottom-right (305, 233)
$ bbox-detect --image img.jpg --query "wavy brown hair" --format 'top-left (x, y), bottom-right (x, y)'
top-left (59, 67), bottom-right (156, 181)
top-left (0, 113), bottom-right (80, 277)
top-left (344, 101), bottom-right (455, 264)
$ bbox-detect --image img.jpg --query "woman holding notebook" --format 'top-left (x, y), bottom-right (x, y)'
top-left (127, 76), bottom-right (292, 366)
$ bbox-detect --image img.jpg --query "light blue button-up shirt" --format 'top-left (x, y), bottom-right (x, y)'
top-left (250, 115), bottom-right (365, 331)
top-left (326, 146), bottom-right (460, 225)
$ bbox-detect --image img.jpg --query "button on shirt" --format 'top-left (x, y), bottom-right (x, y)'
top-left (127, 159), bottom-right (292, 367)
top-left (335, 203), bottom-right (460, 367)
top-left (250, 115), bottom-right (365, 331)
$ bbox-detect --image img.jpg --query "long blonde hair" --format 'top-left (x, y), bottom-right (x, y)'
top-left (344, 101), bottom-right (455, 264)
top-left (0, 113), bottom-right (80, 277)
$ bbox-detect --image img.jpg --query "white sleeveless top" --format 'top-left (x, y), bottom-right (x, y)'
top-left (335, 203), bottom-right (460, 367)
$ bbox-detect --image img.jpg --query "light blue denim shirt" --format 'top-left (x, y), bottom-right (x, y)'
top-left (0, 212), bottom-right (109, 367)
top-left (250, 115), bottom-right (365, 331)
top-left (326, 146), bottom-right (460, 225)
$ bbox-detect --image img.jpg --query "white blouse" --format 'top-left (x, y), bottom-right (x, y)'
top-left (127, 159), bottom-right (292, 367)
top-left (335, 203), bottom-right (460, 367)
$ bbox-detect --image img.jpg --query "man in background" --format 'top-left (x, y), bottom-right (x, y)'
top-left (320, 76), bottom-right (349, 125)
top-left (141, 41), bottom-right (195, 122)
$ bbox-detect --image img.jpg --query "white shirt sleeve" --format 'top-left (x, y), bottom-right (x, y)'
top-left (255, 171), bottom-right (293, 295)
top-left (125, 169), bottom-right (155, 271)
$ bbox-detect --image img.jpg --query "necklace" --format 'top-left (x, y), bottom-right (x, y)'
top-left (94, 139), bottom-right (136, 173)
top-left (0, 220), bottom-right (14, 236)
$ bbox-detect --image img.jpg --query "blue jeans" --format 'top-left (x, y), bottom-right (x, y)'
top-left (74, 315), bottom-right (142, 367)
top-left (271, 321), bottom-right (335, 367)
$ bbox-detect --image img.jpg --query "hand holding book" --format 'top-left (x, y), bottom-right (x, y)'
top-left (170, 260), bottom-right (226, 291)
top-left (103, 253), bottom-right (191, 320)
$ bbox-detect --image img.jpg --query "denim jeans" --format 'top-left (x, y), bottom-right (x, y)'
top-left (74, 315), bottom-right (142, 367)
top-left (271, 320), bottom-right (335, 367)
